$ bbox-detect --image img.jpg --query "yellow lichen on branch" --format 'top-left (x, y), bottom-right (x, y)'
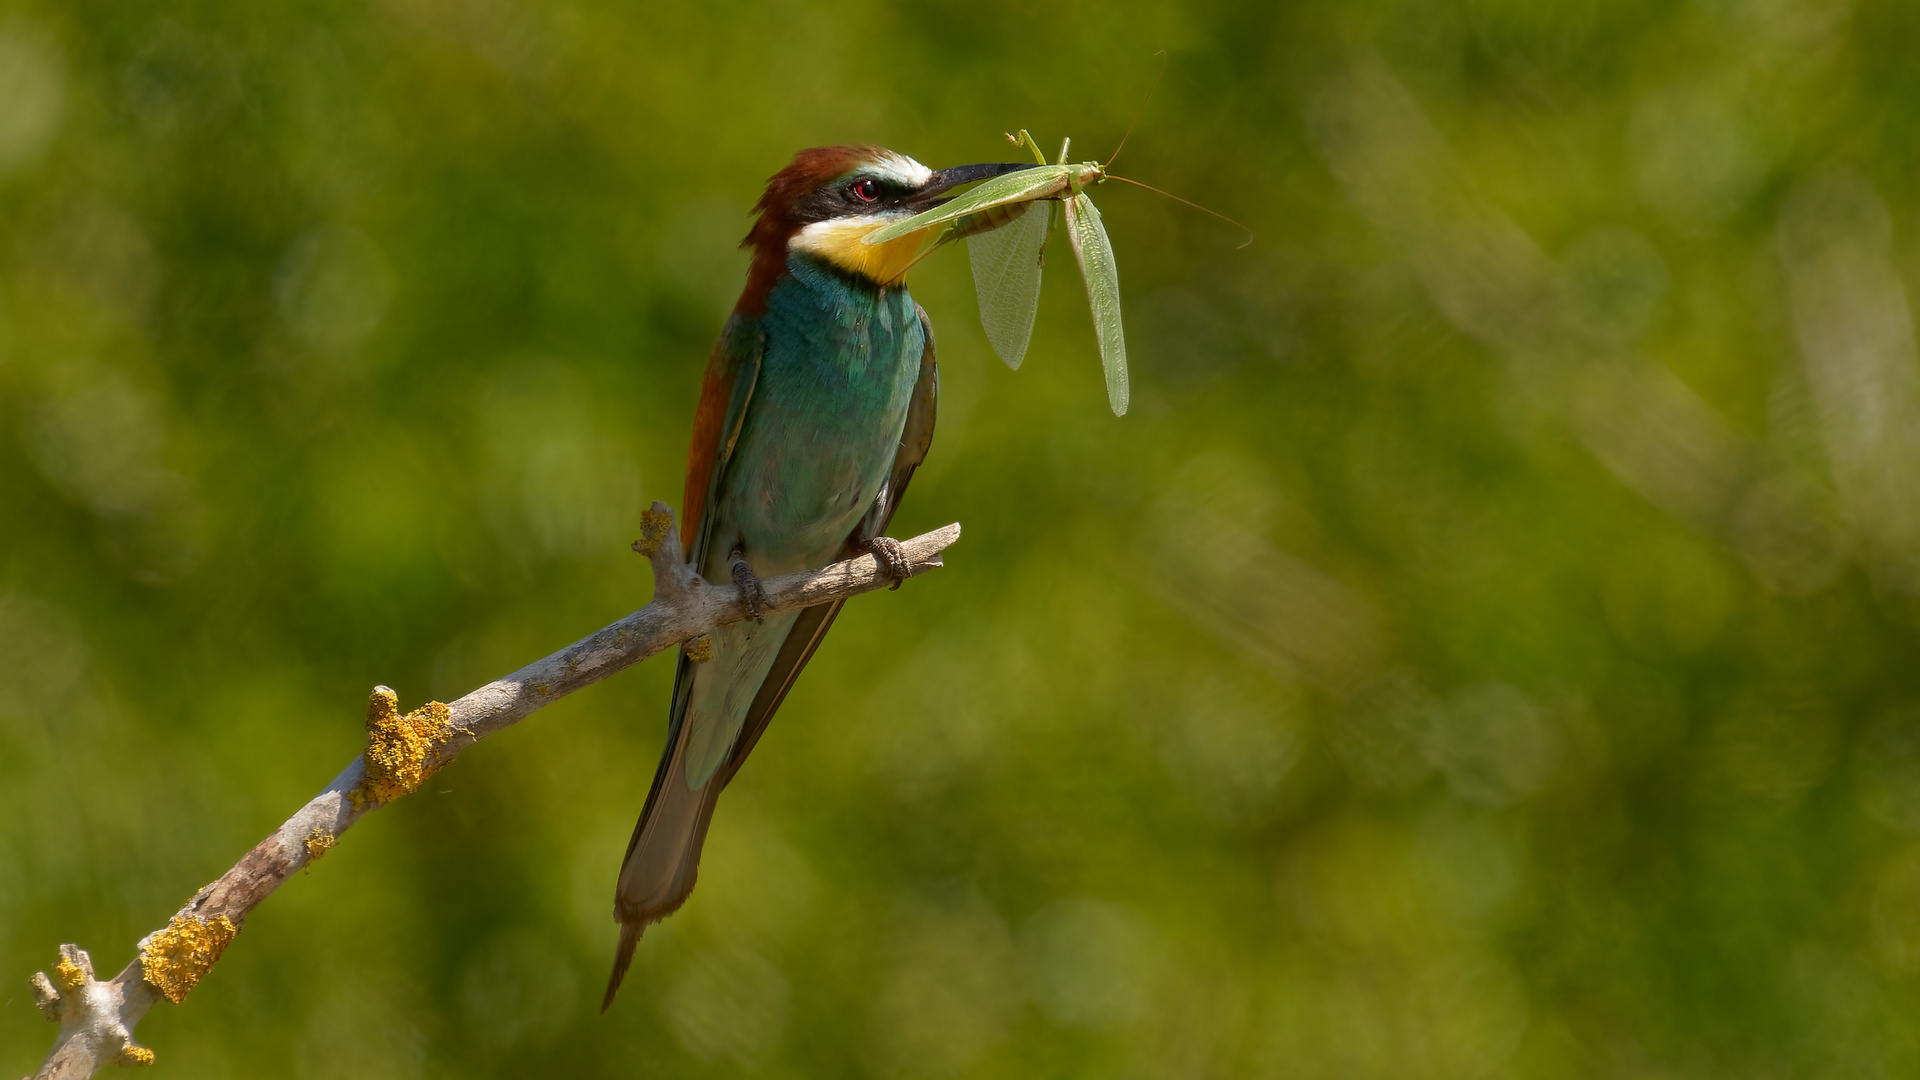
top-left (354, 686), bottom-right (452, 809)
top-left (631, 505), bottom-right (674, 556)
top-left (53, 955), bottom-right (87, 990)
top-left (304, 828), bottom-right (335, 862)
top-left (685, 634), bottom-right (715, 663)
top-left (139, 914), bottom-right (238, 1005)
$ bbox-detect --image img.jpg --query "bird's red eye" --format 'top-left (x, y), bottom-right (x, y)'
top-left (851, 179), bottom-right (878, 202)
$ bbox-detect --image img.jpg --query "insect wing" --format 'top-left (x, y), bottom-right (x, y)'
top-left (1063, 191), bottom-right (1128, 416)
top-left (966, 200), bottom-right (1049, 369)
top-left (863, 167), bottom-right (1067, 245)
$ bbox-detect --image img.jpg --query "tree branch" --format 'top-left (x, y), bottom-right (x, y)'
top-left (23, 502), bottom-right (961, 1079)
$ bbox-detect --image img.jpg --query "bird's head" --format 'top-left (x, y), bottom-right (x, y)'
top-left (738, 145), bottom-right (1031, 312)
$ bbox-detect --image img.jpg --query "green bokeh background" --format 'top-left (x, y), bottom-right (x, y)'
top-left (7, 0), bottom-right (1920, 1075)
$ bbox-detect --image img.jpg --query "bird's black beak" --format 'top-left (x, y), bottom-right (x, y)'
top-left (910, 162), bottom-right (1040, 209)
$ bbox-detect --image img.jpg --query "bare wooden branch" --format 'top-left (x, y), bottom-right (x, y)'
top-left (24, 502), bottom-right (961, 1079)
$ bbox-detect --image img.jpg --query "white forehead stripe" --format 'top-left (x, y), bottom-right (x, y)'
top-left (866, 151), bottom-right (931, 188)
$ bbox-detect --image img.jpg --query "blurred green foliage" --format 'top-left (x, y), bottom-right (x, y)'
top-left (6, 0), bottom-right (1920, 1075)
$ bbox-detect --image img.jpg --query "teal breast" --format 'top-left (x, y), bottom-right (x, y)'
top-left (716, 252), bottom-right (925, 570)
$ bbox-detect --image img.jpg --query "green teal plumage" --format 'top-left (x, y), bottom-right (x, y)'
top-left (720, 255), bottom-right (926, 567)
top-left (682, 254), bottom-right (925, 785)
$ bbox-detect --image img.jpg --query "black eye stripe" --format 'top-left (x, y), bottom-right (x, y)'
top-left (788, 176), bottom-right (909, 225)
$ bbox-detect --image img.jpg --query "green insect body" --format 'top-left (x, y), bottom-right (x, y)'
top-left (863, 130), bottom-right (1129, 416)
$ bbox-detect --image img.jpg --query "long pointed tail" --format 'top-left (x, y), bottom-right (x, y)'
top-left (601, 710), bottom-right (722, 1011)
top-left (601, 922), bottom-right (642, 1013)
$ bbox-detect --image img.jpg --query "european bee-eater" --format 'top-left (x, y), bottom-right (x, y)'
top-left (603, 146), bottom-right (1031, 1008)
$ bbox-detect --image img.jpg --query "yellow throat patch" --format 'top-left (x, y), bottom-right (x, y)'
top-left (788, 217), bottom-right (935, 287)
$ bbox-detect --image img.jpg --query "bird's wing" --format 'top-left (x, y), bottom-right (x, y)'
top-left (680, 314), bottom-right (764, 562)
top-left (604, 318), bottom-right (764, 1009)
top-left (649, 313), bottom-right (761, 826)
top-left (614, 315), bottom-right (759, 905)
top-left (716, 305), bottom-right (940, 787)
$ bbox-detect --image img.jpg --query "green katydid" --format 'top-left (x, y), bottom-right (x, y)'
top-left (866, 128), bottom-right (1250, 417)
top-left (866, 129), bottom-right (1128, 413)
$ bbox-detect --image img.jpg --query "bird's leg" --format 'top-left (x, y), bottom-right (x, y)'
top-left (862, 535), bottom-right (911, 590)
top-left (729, 548), bottom-right (771, 622)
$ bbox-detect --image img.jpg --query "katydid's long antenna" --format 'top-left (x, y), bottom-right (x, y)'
top-left (1107, 174), bottom-right (1256, 249)
top-left (1106, 50), bottom-right (1168, 171)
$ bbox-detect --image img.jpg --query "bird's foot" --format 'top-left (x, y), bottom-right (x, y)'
top-left (865, 535), bottom-right (910, 590)
top-left (729, 549), bottom-right (770, 622)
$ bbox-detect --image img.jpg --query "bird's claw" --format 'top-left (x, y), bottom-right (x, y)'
top-left (867, 535), bottom-right (909, 590)
top-left (730, 549), bottom-right (770, 621)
